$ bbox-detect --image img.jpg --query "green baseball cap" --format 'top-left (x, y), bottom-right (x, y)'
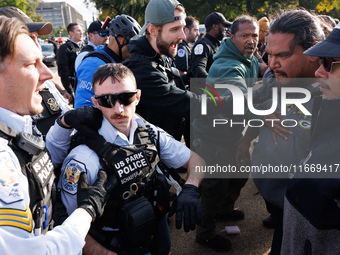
top-left (139, 0), bottom-right (186, 35)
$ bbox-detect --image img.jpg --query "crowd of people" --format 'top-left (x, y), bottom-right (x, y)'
top-left (0, 0), bottom-right (340, 254)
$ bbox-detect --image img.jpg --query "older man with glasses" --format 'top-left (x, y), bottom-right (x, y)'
top-left (235, 9), bottom-right (325, 255)
top-left (281, 21), bottom-right (340, 255)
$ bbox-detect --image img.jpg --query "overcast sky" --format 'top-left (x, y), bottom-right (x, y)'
top-left (41, 0), bottom-right (98, 24)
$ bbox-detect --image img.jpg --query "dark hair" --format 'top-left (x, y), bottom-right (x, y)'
top-left (270, 9), bottom-right (325, 50)
top-left (92, 63), bottom-right (136, 92)
top-left (0, 16), bottom-right (29, 72)
top-left (185, 16), bottom-right (198, 30)
top-left (230, 15), bottom-right (258, 35)
top-left (67, 23), bottom-right (79, 33)
top-left (319, 15), bottom-right (336, 28)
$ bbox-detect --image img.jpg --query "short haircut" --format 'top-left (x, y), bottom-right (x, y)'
top-left (269, 9), bottom-right (325, 50)
top-left (0, 16), bottom-right (29, 72)
top-left (67, 23), bottom-right (79, 33)
top-left (185, 16), bottom-right (198, 30)
top-left (230, 15), bottom-right (258, 35)
top-left (92, 63), bottom-right (137, 92)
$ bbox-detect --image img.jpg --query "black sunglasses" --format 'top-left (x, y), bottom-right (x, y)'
top-left (320, 57), bottom-right (340, 73)
top-left (94, 91), bottom-right (137, 108)
top-left (93, 32), bottom-right (109, 37)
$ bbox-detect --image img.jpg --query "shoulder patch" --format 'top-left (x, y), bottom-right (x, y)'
top-left (194, 44), bottom-right (204, 55)
top-left (0, 153), bottom-right (23, 204)
top-left (62, 159), bottom-right (86, 195)
top-left (177, 48), bottom-right (186, 58)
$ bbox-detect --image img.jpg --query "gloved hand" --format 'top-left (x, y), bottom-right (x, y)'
top-left (63, 106), bottom-right (103, 132)
top-left (168, 184), bottom-right (201, 232)
top-left (77, 170), bottom-right (114, 222)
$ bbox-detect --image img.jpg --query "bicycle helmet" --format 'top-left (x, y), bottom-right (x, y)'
top-left (109, 14), bottom-right (141, 42)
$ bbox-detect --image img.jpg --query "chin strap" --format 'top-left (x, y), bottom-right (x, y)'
top-left (114, 36), bottom-right (128, 61)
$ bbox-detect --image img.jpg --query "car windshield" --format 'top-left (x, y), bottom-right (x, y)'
top-left (41, 44), bottom-right (54, 52)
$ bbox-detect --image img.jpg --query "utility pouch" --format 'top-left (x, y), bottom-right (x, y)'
top-left (119, 196), bottom-right (155, 247)
top-left (150, 173), bottom-right (170, 218)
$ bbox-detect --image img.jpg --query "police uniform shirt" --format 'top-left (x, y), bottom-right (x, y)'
top-left (0, 107), bottom-right (90, 255)
top-left (59, 115), bottom-right (191, 215)
top-left (174, 41), bottom-right (191, 72)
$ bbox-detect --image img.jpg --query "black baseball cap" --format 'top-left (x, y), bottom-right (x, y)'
top-left (88, 20), bottom-right (109, 34)
top-left (0, 6), bottom-right (52, 35)
top-left (205, 12), bottom-right (232, 29)
top-left (304, 23), bottom-right (340, 58)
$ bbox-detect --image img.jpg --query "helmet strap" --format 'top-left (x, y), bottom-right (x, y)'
top-left (115, 36), bottom-right (128, 61)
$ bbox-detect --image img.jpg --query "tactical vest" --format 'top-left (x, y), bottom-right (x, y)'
top-left (70, 121), bottom-right (171, 253)
top-left (0, 122), bottom-right (55, 235)
top-left (31, 88), bottom-right (62, 137)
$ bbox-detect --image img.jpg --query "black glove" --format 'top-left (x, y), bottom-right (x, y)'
top-left (63, 106), bottom-right (103, 132)
top-left (168, 184), bottom-right (201, 232)
top-left (77, 170), bottom-right (114, 222)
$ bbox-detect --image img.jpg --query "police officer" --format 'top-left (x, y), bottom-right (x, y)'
top-left (0, 7), bottom-right (72, 138)
top-left (174, 16), bottom-right (199, 81)
top-left (57, 22), bottom-right (83, 98)
top-left (189, 12), bottom-right (231, 82)
top-left (0, 16), bottom-right (111, 254)
top-left (60, 63), bottom-right (204, 255)
top-left (74, 15), bottom-right (141, 109)
top-left (74, 20), bottom-right (109, 71)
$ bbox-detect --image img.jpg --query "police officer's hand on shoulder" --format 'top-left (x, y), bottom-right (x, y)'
top-left (62, 105), bottom-right (103, 132)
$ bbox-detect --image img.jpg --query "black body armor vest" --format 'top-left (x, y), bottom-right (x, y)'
top-left (0, 122), bottom-right (55, 235)
top-left (70, 120), bottom-right (171, 253)
top-left (31, 88), bottom-right (62, 137)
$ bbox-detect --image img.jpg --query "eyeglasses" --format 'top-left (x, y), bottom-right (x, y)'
top-left (94, 91), bottom-right (137, 108)
top-left (319, 57), bottom-right (340, 73)
top-left (93, 32), bottom-right (109, 37)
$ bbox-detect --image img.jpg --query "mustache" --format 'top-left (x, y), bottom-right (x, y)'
top-left (244, 44), bottom-right (254, 48)
top-left (171, 39), bottom-right (182, 45)
top-left (110, 113), bottom-right (129, 119)
top-left (274, 70), bottom-right (287, 77)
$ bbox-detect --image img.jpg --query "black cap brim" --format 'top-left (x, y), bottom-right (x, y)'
top-left (222, 21), bottom-right (232, 27)
top-left (304, 29), bottom-right (340, 58)
top-left (27, 22), bottom-right (53, 35)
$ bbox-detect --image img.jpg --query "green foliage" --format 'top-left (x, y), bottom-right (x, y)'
top-left (84, 0), bottom-right (149, 21)
top-left (0, 0), bottom-right (27, 10)
top-left (0, 0), bottom-right (42, 21)
top-left (2, 0), bottom-right (340, 38)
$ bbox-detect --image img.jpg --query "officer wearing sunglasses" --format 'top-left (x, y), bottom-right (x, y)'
top-left (59, 63), bottom-right (204, 255)
top-left (282, 21), bottom-right (340, 255)
top-left (75, 20), bottom-right (109, 71)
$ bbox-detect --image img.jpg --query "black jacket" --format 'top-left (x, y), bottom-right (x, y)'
top-left (123, 36), bottom-right (234, 140)
top-left (188, 34), bottom-right (220, 78)
top-left (57, 40), bottom-right (81, 95)
top-left (123, 36), bottom-right (190, 140)
top-left (286, 98), bottom-right (340, 230)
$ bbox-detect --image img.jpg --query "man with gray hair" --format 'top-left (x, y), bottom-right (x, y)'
top-left (236, 9), bottom-right (325, 255)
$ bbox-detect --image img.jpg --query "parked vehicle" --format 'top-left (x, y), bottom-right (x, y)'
top-left (41, 43), bottom-right (56, 66)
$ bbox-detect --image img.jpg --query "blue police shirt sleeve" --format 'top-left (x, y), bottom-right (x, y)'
top-left (148, 124), bottom-right (190, 169)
